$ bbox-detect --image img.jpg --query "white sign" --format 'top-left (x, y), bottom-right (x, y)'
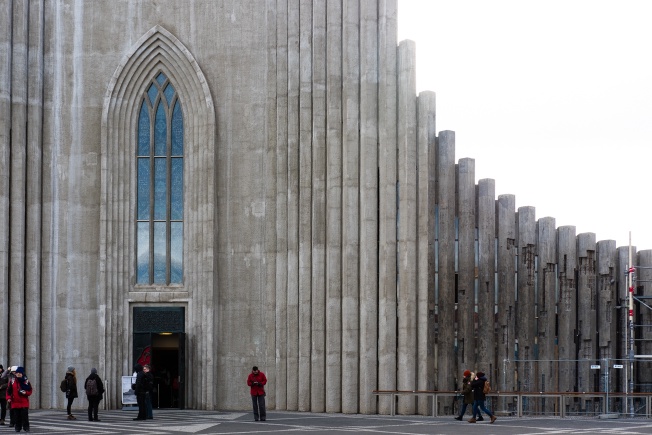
top-left (122, 375), bottom-right (138, 405)
top-left (590, 365), bottom-right (601, 369)
top-left (613, 364), bottom-right (624, 369)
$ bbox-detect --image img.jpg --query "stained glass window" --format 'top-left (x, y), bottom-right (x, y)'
top-left (137, 72), bottom-right (184, 285)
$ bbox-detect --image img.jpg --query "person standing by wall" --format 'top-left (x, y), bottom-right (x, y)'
top-left (143, 365), bottom-right (154, 419)
top-left (454, 370), bottom-right (474, 421)
top-left (64, 366), bottom-right (79, 420)
top-left (132, 364), bottom-right (147, 421)
top-left (0, 365), bottom-right (7, 425)
top-left (6, 366), bottom-right (32, 432)
top-left (84, 368), bottom-right (105, 422)
top-left (247, 366), bottom-right (267, 422)
top-left (468, 371), bottom-right (497, 424)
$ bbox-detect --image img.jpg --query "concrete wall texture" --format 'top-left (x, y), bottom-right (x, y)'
top-left (1, 0), bottom-right (650, 414)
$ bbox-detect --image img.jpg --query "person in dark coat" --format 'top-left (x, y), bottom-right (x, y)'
top-left (468, 371), bottom-right (496, 424)
top-left (143, 364), bottom-right (154, 419)
top-left (132, 364), bottom-right (147, 421)
top-left (84, 368), bottom-right (105, 422)
top-left (64, 366), bottom-right (79, 420)
top-left (454, 370), bottom-right (474, 420)
top-left (246, 366), bottom-right (267, 421)
top-left (0, 365), bottom-right (7, 425)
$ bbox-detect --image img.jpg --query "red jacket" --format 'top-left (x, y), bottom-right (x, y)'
top-left (6, 377), bottom-right (32, 408)
top-left (247, 371), bottom-right (267, 396)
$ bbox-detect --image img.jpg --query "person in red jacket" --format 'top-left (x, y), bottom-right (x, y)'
top-left (6, 366), bottom-right (32, 432)
top-left (246, 366), bottom-right (267, 421)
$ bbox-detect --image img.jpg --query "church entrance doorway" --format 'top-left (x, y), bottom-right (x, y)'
top-left (133, 306), bottom-right (186, 409)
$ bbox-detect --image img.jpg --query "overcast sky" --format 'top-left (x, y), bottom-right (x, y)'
top-left (398, 0), bottom-right (652, 253)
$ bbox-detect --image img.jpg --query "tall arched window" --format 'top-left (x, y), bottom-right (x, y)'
top-left (137, 72), bottom-right (184, 285)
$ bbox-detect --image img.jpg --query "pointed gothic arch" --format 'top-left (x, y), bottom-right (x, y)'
top-left (99, 25), bottom-right (216, 409)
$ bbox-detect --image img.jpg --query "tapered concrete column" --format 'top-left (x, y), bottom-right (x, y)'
top-left (25, 0), bottom-right (45, 404)
top-left (436, 131), bottom-right (455, 414)
top-left (496, 194), bottom-right (516, 393)
top-left (297, 0), bottom-right (314, 411)
top-left (9, 0), bottom-right (29, 361)
top-left (557, 226), bottom-right (577, 395)
top-left (285, 0), bottom-right (301, 411)
top-left (397, 39), bottom-right (417, 415)
top-left (324, 0), bottom-right (343, 414)
top-left (516, 206), bottom-right (536, 391)
top-left (310, 0), bottom-right (327, 413)
top-left (537, 216), bottom-right (556, 401)
top-left (596, 240), bottom-right (617, 393)
top-left (416, 91), bottom-right (435, 415)
top-left (359, 0), bottom-right (379, 414)
top-left (0, 0), bottom-right (10, 365)
top-left (636, 250), bottom-right (652, 388)
top-left (477, 179), bottom-right (496, 380)
top-left (457, 159), bottom-right (476, 376)
top-left (577, 232), bottom-right (597, 392)
top-left (616, 246), bottom-right (632, 394)
top-left (274, 0), bottom-right (289, 411)
top-left (377, 0), bottom-right (398, 416)
top-left (341, 0), bottom-right (360, 414)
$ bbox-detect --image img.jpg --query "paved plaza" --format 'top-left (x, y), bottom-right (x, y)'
top-left (5, 409), bottom-right (652, 434)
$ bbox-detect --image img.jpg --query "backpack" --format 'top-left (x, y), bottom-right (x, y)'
top-left (483, 380), bottom-right (491, 394)
top-left (60, 378), bottom-right (68, 392)
top-left (86, 378), bottom-right (99, 396)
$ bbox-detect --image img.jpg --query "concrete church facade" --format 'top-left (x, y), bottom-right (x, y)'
top-left (2, 0), bottom-right (651, 415)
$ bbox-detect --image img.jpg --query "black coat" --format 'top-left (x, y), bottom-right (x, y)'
top-left (84, 373), bottom-right (105, 399)
top-left (471, 376), bottom-right (487, 401)
top-left (65, 372), bottom-right (78, 399)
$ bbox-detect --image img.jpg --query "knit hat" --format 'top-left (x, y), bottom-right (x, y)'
top-left (91, 368), bottom-right (97, 374)
top-left (463, 370), bottom-right (471, 377)
top-left (15, 366), bottom-right (25, 375)
top-left (477, 371), bottom-right (485, 377)
top-left (67, 366), bottom-right (75, 372)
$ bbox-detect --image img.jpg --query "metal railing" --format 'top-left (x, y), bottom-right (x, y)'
top-left (372, 390), bottom-right (652, 418)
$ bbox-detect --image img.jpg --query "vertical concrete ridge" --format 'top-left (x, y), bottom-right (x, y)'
top-left (456, 158), bottom-right (475, 379)
top-left (324, 0), bottom-right (343, 414)
top-left (274, 0), bottom-right (289, 412)
top-left (396, 38), bottom-right (417, 415)
top-left (477, 178), bottom-right (495, 382)
top-left (417, 90), bottom-right (435, 414)
top-left (297, 0), bottom-right (313, 412)
top-left (496, 194), bottom-right (516, 392)
top-left (358, 0), bottom-right (379, 415)
top-left (341, 0), bottom-right (360, 415)
top-left (377, 0), bottom-right (398, 416)
top-left (436, 130), bottom-right (455, 413)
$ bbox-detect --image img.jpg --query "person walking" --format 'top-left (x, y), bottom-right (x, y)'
top-left (246, 366), bottom-right (267, 422)
top-left (64, 366), bottom-right (78, 420)
top-left (468, 371), bottom-right (496, 424)
top-left (84, 368), bottom-right (105, 422)
top-left (6, 366), bottom-right (32, 432)
top-left (132, 364), bottom-right (147, 421)
top-left (454, 370), bottom-right (474, 421)
top-left (143, 365), bottom-right (154, 419)
top-left (0, 365), bottom-right (7, 425)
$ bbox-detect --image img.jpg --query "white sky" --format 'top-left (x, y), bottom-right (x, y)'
top-left (398, 0), bottom-right (652, 252)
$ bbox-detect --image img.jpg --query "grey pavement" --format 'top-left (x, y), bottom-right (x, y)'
top-left (7, 409), bottom-right (652, 434)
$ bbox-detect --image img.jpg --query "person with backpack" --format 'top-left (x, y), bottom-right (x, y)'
top-left (84, 368), bottom-right (105, 422)
top-left (63, 366), bottom-right (79, 420)
top-left (468, 371), bottom-right (496, 424)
